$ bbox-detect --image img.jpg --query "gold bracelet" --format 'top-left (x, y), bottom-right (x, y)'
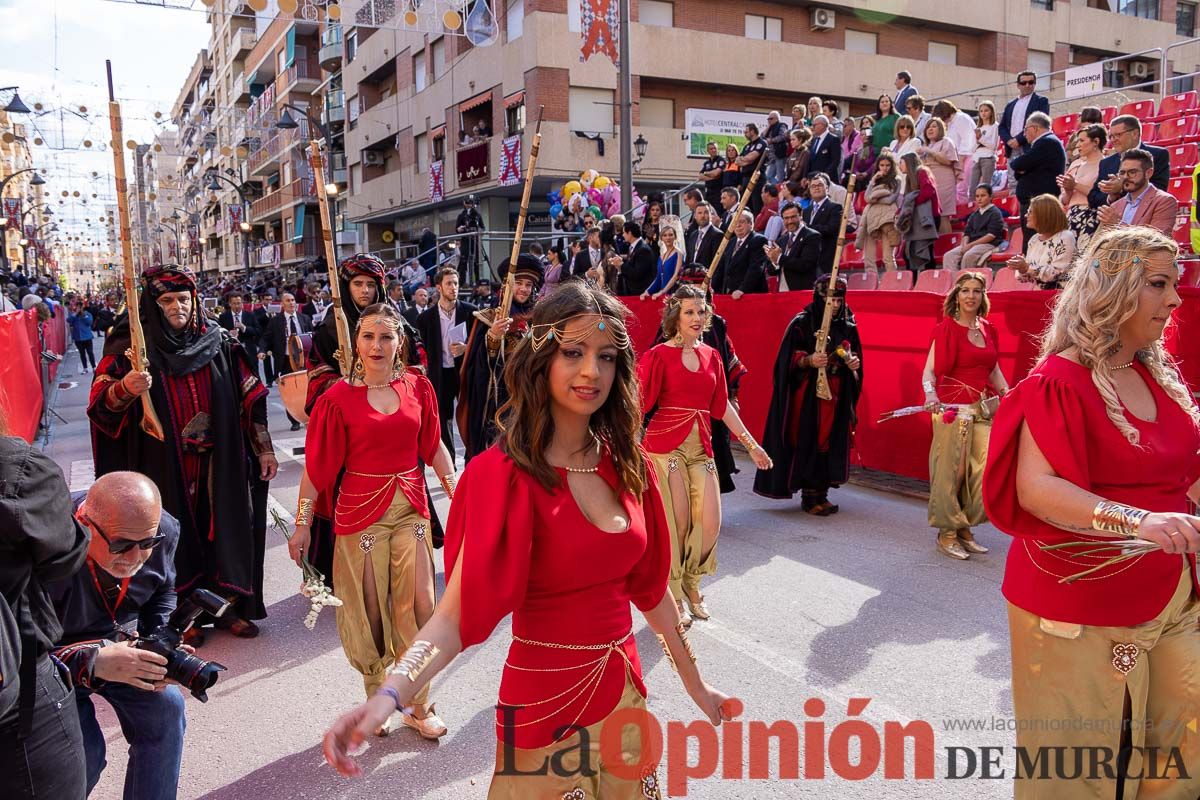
top-left (439, 473), bottom-right (457, 501)
top-left (389, 640), bottom-right (440, 683)
top-left (738, 431), bottom-right (760, 452)
top-left (657, 619), bottom-right (698, 673)
top-left (656, 634), bottom-right (677, 672)
top-left (295, 498), bottom-right (315, 527)
top-left (1092, 500), bottom-right (1149, 539)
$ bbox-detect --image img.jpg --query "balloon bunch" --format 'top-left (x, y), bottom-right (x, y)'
top-left (547, 169), bottom-right (644, 233)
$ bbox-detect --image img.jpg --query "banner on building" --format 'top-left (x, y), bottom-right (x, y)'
top-left (683, 108), bottom-right (770, 158)
top-left (2, 198), bottom-right (20, 229)
top-left (188, 225), bottom-right (199, 253)
top-left (229, 204), bottom-right (243, 230)
top-left (580, 0), bottom-right (618, 65)
top-left (1064, 62), bottom-right (1105, 99)
top-left (430, 160), bottom-right (445, 203)
top-left (499, 135), bottom-right (522, 186)
top-left (456, 140), bottom-right (490, 186)
top-left (167, 240), bottom-right (177, 261)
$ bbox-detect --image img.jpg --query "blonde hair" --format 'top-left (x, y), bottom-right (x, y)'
top-left (1027, 194), bottom-right (1068, 236)
top-left (1040, 226), bottom-right (1198, 444)
top-left (944, 271), bottom-right (991, 318)
top-left (978, 101), bottom-right (996, 126)
top-left (658, 215), bottom-right (685, 261)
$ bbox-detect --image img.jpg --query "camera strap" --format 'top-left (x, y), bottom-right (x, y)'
top-left (87, 560), bottom-right (131, 624)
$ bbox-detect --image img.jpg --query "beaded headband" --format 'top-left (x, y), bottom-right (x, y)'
top-left (1091, 250), bottom-right (1144, 276)
top-left (529, 296), bottom-right (631, 352)
top-left (357, 312), bottom-right (402, 332)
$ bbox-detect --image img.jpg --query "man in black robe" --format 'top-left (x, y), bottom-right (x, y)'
top-left (753, 275), bottom-right (863, 515)
top-left (87, 265), bottom-right (277, 642)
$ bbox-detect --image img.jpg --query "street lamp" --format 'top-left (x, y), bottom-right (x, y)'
top-left (1, 87), bottom-right (31, 115)
top-left (632, 133), bottom-right (648, 173)
top-left (204, 168), bottom-right (253, 276)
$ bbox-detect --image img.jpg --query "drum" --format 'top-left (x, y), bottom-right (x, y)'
top-left (287, 332), bottom-right (313, 373)
top-left (278, 370), bottom-right (310, 424)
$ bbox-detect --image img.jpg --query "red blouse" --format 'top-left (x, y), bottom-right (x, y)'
top-left (444, 445), bottom-right (671, 749)
top-left (931, 317), bottom-right (1000, 404)
top-left (984, 355), bottom-right (1200, 626)
top-left (305, 372), bottom-right (441, 534)
top-left (638, 342), bottom-right (730, 456)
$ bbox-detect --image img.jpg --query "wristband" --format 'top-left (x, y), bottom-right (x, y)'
top-left (922, 379), bottom-right (936, 394)
top-left (1091, 500), bottom-right (1149, 539)
top-left (295, 498), bottom-right (315, 527)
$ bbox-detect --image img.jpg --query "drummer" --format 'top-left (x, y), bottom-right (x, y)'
top-left (262, 292), bottom-right (315, 431)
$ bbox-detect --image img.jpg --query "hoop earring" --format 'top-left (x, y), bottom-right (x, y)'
top-left (352, 356), bottom-right (365, 379)
top-left (673, 333), bottom-right (684, 346)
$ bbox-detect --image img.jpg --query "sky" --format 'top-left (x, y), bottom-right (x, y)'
top-left (0, 0), bottom-right (212, 246)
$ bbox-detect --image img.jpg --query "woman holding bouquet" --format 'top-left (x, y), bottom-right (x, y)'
top-left (321, 282), bottom-right (734, 798)
top-left (922, 271), bottom-right (1009, 561)
top-left (639, 283), bottom-right (771, 626)
top-left (290, 303), bottom-right (456, 739)
top-left (984, 226), bottom-right (1200, 800)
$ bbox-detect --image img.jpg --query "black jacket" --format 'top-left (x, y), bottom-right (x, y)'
top-left (686, 225), bottom-right (724, 270)
top-left (1088, 144), bottom-right (1171, 208)
top-left (218, 309), bottom-right (262, 359)
top-left (618, 239), bottom-right (658, 296)
top-left (262, 311), bottom-right (313, 372)
top-left (803, 199), bottom-right (845, 272)
top-left (416, 300), bottom-right (478, 395)
top-left (1010, 133), bottom-right (1067, 205)
top-left (807, 132), bottom-right (842, 179)
top-left (714, 233), bottom-right (768, 294)
top-left (572, 247), bottom-right (606, 277)
top-left (769, 226), bottom-right (823, 291)
top-left (998, 92), bottom-right (1051, 156)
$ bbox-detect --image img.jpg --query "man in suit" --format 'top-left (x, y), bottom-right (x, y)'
top-left (686, 202), bottom-right (723, 269)
top-left (384, 280), bottom-right (410, 316)
top-left (806, 116), bottom-right (842, 180)
top-left (1097, 149), bottom-right (1179, 236)
top-left (998, 70), bottom-right (1051, 159)
top-left (403, 286), bottom-right (431, 328)
top-left (614, 221), bottom-right (657, 296)
top-left (218, 293), bottom-right (261, 361)
top-left (713, 210), bottom-right (768, 298)
top-left (571, 226), bottom-right (605, 277)
top-left (894, 71), bottom-right (918, 115)
top-left (719, 187), bottom-right (740, 231)
top-left (1010, 112), bottom-right (1066, 253)
top-left (802, 175), bottom-right (844, 273)
top-left (416, 267), bottom-right (477, 464)
top-left (764, 203), bottom-right (822, 291)
top-left (1086, 114), bottom-right (1171, 209)
top-left (261, 292), bottom-right (313, 430)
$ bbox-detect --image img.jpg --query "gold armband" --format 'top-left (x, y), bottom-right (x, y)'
top-left (439, 473), bottom-right (457, 501)
top-left (657, 620), bottom-right (697, 673)
top-left (1092, 500), bottom-right (1149, 539)
top-left (389, 640), bottom-right (440, 683)
top-left (738, 431), bottom-right (761, 452)
top-left (295, 498), bottom-right (315, 527)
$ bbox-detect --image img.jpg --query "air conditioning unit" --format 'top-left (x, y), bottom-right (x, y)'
top-left (1128, 61), bottom-right (1151, 79)
top-left (362, 150), bottom-right (384, 166)
top-left (810, 7), bottom-right (835, 31)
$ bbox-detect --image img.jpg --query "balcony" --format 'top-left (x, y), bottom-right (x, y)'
top-left (276, 61), bottom-right (320, 97)
top-left (249, 178), bottom-right (314, 221)
top-left (280, 236), bottom-right (322, 263)
top-left (324, 90), bottom-right (346, 127)
top-left (335, 229), bottom-right (359, 247)
top-left (455, 140), bottom-right (490, 187)
top-left (247, 120), bottom-right (309, 176)
top-left (232, 72), bottom-right (251, 103)
top-left (319, 25), bottom-right (343, 71)
top-left (233, 27), bottom-right (256, 58)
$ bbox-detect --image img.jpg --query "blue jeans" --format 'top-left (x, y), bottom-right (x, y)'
top-left (766, 157), bottom-right (788, 186)
top-left (76, 682), bottom-right (186, 800)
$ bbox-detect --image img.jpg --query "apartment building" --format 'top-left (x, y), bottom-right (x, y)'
top-left (137, 131), bottom-right (184, 266)
top-left (0, 110), bottom-right (47, 271)
top-left (335, 0), bottom-right (1200, 264)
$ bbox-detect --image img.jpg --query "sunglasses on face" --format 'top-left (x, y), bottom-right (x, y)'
top-left (89, 516), bottom-right (165, 555)
top-left (1018, 80), bottom-right (1036, 86)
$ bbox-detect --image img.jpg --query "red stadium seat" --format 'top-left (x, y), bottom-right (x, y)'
top-left (991, 227), bottom-right (1023, 262)
top-left (846, 271), bottom-right (878, 291)
top-left (1120, 100), bottom-right (1157, 122)
top-left (991, 268), bottom-right (1034, 292)
top-left (1052, 113), bottom-right (1079, 141)
top-left (1168, 144), bottom-right (1199, 176)
top-left (1150, 91), bottom-right (1199, 123)
top-left (767, 275), bottom-right (780, 292)
top-left (879, 270), bottom-right (914, 290)
top-left (914, 268), bottom-right (955, 294)
top-left (1180, 258), bottom-right (1200, 287)
top-left (1174, 217), bottom-right (1194, 254)
top-left (1142, 123), bottom-right (1159, 144)
top-left (1167, 176), bottom-right (1194, 206)
top-left (933, 233), bottom-right (963, 263)
top-left (853, 191), bottom-right (868, 214)
top-left (841, 243), bottom-right (865, 268)
top-left (1101, 106), bottom-right (1118, 124)
top-left (992, 194), bottom-right (1021, 225)
top-left (1152, 116), bottom-right (1199, 147)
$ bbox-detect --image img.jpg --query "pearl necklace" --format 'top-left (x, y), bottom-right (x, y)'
top-left (1110, 360), bottom-right (1136, 370)
top-left (361, 373), bottom-right (400, 389)
top-left (560, 436), bottom-right (602, 473)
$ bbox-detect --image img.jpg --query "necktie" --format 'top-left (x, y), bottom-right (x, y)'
top-left (287, 315), bottom-right (295, 337)
top-left (787, 232), bottom-right (796, 253)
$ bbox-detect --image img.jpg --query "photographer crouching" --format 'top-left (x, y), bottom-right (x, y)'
top-left (48, 471), bottom-right (209, 800)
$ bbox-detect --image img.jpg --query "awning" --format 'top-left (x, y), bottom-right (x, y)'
top-left (458, 91), bottom-right (492, 113)
top-left (431, 124), bottom-right (446, 140)
top-left (503, 90), bottom-right (525, 109)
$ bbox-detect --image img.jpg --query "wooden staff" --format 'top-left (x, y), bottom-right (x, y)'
top-left (107, 60), bottom-right (163, 440)
top-left (814, 174), bottom-right (857, 401)
top-left (308, 140), bottom-right (352, 376)
top-left (702, 148), bottom-right (766, 295)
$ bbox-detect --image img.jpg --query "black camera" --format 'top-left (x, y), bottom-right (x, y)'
top-left (133, 588), bottom-right (229, 702)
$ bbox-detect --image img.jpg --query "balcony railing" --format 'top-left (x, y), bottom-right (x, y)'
top-left (247, 120), bottom-right (309, 174)
top-left (319, 25), bottom-right (343, 71)
top-left (233, 27), bottom-right (257, 57)
top-left (250, 178), bottom-right (314, 220)
top-left (281, 237), bottom-right (321, 262)
top-left (324, 90), bottom-right (346, 126)
top-left (277, 61), bottom-right (318, 95)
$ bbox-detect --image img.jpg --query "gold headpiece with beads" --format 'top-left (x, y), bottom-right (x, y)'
top-left (529, 295), bottom-right (630, 352)
top-left (1090, 249), bottom-right (1145, 276)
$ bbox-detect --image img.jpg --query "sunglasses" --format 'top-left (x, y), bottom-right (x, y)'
top-left (89, 516), bottom-right (166, 555)
top-left (1018, 80), bottom-right (1036, 86)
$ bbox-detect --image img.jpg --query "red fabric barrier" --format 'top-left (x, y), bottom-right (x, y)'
top-left (42, 313), bottom-right (66, 383)
top-left (625, 288), bottom-right (1200, 481)
top-left (0, 310), bottom-right (49, 442)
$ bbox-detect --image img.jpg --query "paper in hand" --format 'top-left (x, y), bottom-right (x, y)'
top-left (449, 322), bottom-right (468, 344)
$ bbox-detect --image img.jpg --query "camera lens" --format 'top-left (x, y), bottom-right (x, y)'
top-left (167, 650), bottom-right (226, 703)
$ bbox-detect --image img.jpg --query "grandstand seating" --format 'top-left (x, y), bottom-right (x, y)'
top-left (1150, 91), bottom-right (1199, 123)
top-left (1120, 99), bottom-right (1157, 121)
top-left (914, 269), bottom-right (955, 294)
top-left (1153, 115), bottom-right (1199, 147)
top-left (991, 268), bottom-right (1034, 292)
top-left (1168, 144), bottom-right (1199, 176)
top-left (846, 271), bottom-right (878, 291)
top-left (879, 270), bottom-right (914, 290)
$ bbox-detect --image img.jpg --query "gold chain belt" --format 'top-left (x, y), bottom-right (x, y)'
top-left (335, 466), bottom-right (424, 530)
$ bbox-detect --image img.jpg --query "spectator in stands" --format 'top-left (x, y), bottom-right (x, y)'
top-left (807, 115), bottom-right (842, 181)
top-left (572, 226), bottom-right (605, 277)
top-left (778, 180), bottom-right (804, 210)
top-left (713, 209), bottom-right (768, 298)
top-left (738, 123), bottom-right (768, 214)
top-left (699, 142), bottom-right (727, 210)
top-left (764, 110), bottom-right (791, 186)
top-left (1089, 115), bottom-right (1170, 209)
top-left (858, 153), bottom-right (903, 273)
top-left (905, 96), bottom-right (932, 144)
top-left (898, 152), bottom-right (941, 271)
top-left (1010, 112), bottom-right (1066, 253)
top-left (944, 184), bottom-right (1006, 271)
top-left (1058, 123), bottom-right (1106, 254)
top-left (543, 244), bottom-right (567, 291)
top-left (1008, 194), bottom-right (1077, 289)
top-left (614, 220), bottom-right (658, 296)
top-left (1097, 148), bottom-right (1179, 237)
top-left (686, 202), bottom-right (723, 268)
top-left (822, 171), bottom-right (858, 231)
top-left (971, 101), bottom-right (1000, 195)
top-left (756, 183), bottom-right (784, 242)
top-left (999, 70), bottom-right (1050, 160)
top-left (721, 143), bottom-right (743, 195)
top-left (802, 174), bottom-right (844, 272)
top-left (894, 71), bottom-right (918, 114)
top-left (840, 113), bottom-right (864, 184)
top-left (789, 103), bottom-right (807, 134)
top-left (872, 94), bottom-right (899, 154)
top-left (1065, 106), bottom-right (1104, 161)
top-left (822, 101), bottom-right (843, 137)
top-left (805, 97), bottom-right (822, 126)
top-left (934, 100), bottom-right (977, 203)
top-left (850, 119), bottom-right (879, 187)
top-left (719, 186), bottom-right (740, 230)
top-left (765, 202), bottom-right (822, 291)
top-left (890, 116), bottom-right (921, 159)
top-left (919, 118), bottom-right (962, 233)
top-left (786, 128), bottom-right (813, 189)
top-left (401, 257), bottom-right (426, 296)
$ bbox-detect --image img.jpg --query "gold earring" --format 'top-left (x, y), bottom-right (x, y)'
top-left (673, 333), bottom-right (684, 345)
top-left (353, 356), bottom-right (365, 378)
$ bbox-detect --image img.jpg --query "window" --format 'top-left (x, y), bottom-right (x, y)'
top-left (640, 0), bottom-right (673, 26)
top-left (1173, 72), bottom-right (1196, 93)
top-left (928, 41), bottom-right (957, 66)
top-left (567, 0), bottom-right (581, 32)
top-left (506, 101), bottom-right (526, 134)
top-left (346, 29), bottom-right (357, 62)
top-left (845, 29), bottom-right (877, 55)
top-left (1179, 1), bottom-right (1197, 35)
top-left (745, 14), bottom-right (782, 41)
top-left (569, 87), bottom-right (614, 134)
top-left (414, 51), bottom-right (427, 92)
top-left (415, 133), bottom-right (428, 173)
top-left (1030, 0), bottom-right (1053, 9)
top-left (640, 96), bottom-right (674, 128)
top-left (431, 39), bottom-right (446, 81)
top-left (433, 135), bottom-right (445, 161)
top-left (1118, 0), bottom-right (1159, 19)
top-left (1028, 50), bottom-right (1053, 91)
top-left (284, 217), bottom-right (293, 242)
top-left (278, 49), bottom-right (288, 73)
top-left (506, 0), bottom-right (523, 41)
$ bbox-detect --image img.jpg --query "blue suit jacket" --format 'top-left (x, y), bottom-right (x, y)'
top-left (894, 84), bottom-right (917, 114)
top-left (998, 93), bottom-right (1051, 156)
top-left (1086, 145), bottom-right (1171, 208)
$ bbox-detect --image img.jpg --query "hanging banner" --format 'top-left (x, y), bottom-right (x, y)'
top-left (1065, 62), bottom-right (1105, 99)
top-left (229, 204), bottom-right (243, 229)
top-left (498, 135), bottom-right (522, 186)
top-left (2, 198), bottom-right (20, 229)
top-left (683, 107), bottom-right (761, 158)
top-left (167, 239), bottom-right (177, 261)
top-left (580, 0), bottom-right (618, 65)
top-left (188, 225), bottom-right (200, 253)
top-left (456, 140), bottom-right (490, 186)
top-left (430, 160), bottom-right (445, 203)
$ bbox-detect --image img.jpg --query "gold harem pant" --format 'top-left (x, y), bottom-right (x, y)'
top-left (647, 425), bottom-right (718, 602)
top-left (333, 487), bottom-right (434, 702)
top-left (927, 411), bottom-right (990, 532)
top-left (1008, 569), bottom-right (1200, 799)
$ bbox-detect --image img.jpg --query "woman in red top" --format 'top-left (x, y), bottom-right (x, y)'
top-left (321, 282), bottom-right (733, 798)
top-left (639, 284), bottom-right (771, 625)
top-left (984, 227), bottom-right (1200, 800)
top-left (290, 304), bottom-right (456, 740)
top-left (921, 272), bottom-right (1009, 560)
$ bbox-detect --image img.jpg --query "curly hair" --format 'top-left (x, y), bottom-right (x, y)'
top-left (660, 284), bottom-right (712, 340)
top-left (1041, 226), bottom-right (1198, 444)
top-left (496, 281), bottom-right (645, 495)
top-left (943, 271), bottom-right (991, 319)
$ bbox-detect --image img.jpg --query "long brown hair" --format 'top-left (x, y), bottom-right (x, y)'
top-left (661, 284), bottom-right (711, 339)
top-left (351, 302), bottom-right (407, 370)
top-left (497, 281), bottom-right (645, 495)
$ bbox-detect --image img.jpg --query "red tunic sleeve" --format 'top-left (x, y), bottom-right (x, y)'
top-left (413, 372), bottom-right (442, 465)
top-left (304, 385), bottom-right (349, 495)
top-left (444, 447), bottom-right (535, 649)
top-left (626, 455), bottom-right (672, 611)
top-left (707, 348), bottom-right (729, 420)
top-left (931, 318), bottom-right (956, 382)
top-left (637, 346), bottom-right (665, 412)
